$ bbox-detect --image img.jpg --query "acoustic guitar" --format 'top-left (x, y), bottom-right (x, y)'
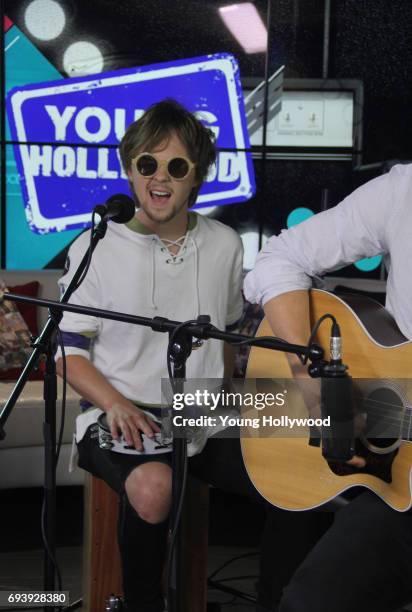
top-left (241, 289), bottom-right (412, 511)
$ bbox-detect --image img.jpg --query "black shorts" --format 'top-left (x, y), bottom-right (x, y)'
top-left (77, 422), bottom-right (260, 502)
top-left (77, 424), bottom-right (172, 495)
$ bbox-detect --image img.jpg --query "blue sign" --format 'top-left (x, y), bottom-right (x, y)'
top-left (7, 53), bottom-right (255, 234)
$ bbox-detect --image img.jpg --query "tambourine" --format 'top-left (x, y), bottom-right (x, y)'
top-left (97, 412), bottom-right (172, 455)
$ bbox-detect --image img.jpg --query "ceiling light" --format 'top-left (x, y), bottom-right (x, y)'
top-left (219, 3), bottom-right (267, 54)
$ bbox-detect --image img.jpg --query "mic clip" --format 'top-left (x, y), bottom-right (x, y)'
top-left (323, 360), bottom-right (348, 377)
top-left (307, 359), bottom-right (328, 378)
top-left (308, 359), bottom-right (348, 378)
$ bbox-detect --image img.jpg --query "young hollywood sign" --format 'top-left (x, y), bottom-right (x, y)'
top-left (7, 53), bottom-right (255, 234)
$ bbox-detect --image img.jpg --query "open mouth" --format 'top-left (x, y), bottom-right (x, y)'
top-left (150, 189), bottom-right (172, 204)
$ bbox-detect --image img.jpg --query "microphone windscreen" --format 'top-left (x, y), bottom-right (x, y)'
top-left (107, 194), bottom-right (136, 223)
top-left (321, 375), bottom-right (354, 462)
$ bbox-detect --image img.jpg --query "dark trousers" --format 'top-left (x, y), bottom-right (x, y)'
top-left (260, 492), bottom-right (412, 612)
top-left (78, 431), bottom-right (270, 612)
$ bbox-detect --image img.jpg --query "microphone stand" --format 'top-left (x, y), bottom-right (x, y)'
top-left (0, 218), bottom-right (110, 612)
top-left (1, 294), bottom-right (324, 612)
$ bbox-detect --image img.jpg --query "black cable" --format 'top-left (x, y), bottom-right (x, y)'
top-left (212, 574), bottom-right (258, 584)
top-left (40, 500), bottom-right (63, 605)
top-left (171, 318), bottom-right (298, 354)
top-left (166, 318), bottom-right (198, 384)
top-left (71, 210), bottom-right (98, 292)
top-left (207, 554), bottom-right (259, 607)
top-left (225, 331), bottom-right (310, 367)
top-left (167, 317), bottom-right (296, 357)
top-left (229, 333), bottom-right (297, 349)
top-left (48, 312), bottom-right (67, 463)
top-left (164, 449), bottom-right (188, 599)
top-left (164, 319), bottom-right (198, 609)
top-left (208, 551), bottom-right (259, 581)
top-left (206, 595), bottom-right (237, 608)
top-left (303, 313), bottom-right (337, 365)
top-left (38, 314), bottom-right (68, 609)
top-left (208, 577), bottom-right (257, 605)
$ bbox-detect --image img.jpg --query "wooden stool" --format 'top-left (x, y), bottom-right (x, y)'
top-left (82, 473), bottom-right (209, 612)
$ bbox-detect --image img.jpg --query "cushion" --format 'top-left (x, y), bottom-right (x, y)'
top-left (9, 281), bottom-right (40, 336)
top-left (0, 285), bottom-right (32, 369)
top-left (0, 281), bottom-right (43, 381)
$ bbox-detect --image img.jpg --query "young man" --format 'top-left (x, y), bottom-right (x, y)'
top-left (56, 99), bottom-right (267, 612)
top-left (244, 163), bottom-right (412, 612)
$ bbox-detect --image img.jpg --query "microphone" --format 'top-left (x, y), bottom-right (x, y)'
top-left (94, 194), bottom-right (136, 224)
top-left (320, 320), bottom-right (355, 462)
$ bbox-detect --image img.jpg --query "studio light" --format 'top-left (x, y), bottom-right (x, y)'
top-left (218, 3), bottom-right (267, 54)
top-left (24, 0), bottom-right (66, 41)
top-left (63, 41), bottom-right (104, 76)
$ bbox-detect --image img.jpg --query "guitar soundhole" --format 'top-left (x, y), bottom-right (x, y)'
top-left (360, 386), bottom-right (404, 453)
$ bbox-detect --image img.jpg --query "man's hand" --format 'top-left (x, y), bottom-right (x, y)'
top-left (346, 413), bottom-right (366, 467)
top-left (346, 454), bottom-right (366, 468)
top-left (306, 395), bottom-right (366, 468)
top-left (55, 354), bottom-right (162, 452)
top-left (106, 403), bottom-right (161, 451)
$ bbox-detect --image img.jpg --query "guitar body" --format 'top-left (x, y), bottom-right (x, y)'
top-left (241, 289), bottom-right (412, 511)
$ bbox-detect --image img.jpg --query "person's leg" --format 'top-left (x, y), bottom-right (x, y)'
top-left (257, 508), bottom-right (332, 611)
top-left (118, 462), bottom-right (172, 612)
top-left (278, 492), bottom-right (412, 612)
top-left (189, 434), bottom-right (340, 612)
top-left (189, 435), bottom-right (281, 610)
top-left (77, 428), bottom-right (172, 612)
top-left (189, 433), bottom-right (259, 498)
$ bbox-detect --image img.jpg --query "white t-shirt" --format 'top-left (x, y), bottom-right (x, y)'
top-left (58, 212), bottom-right (244, 405)
top-left (244, 163), bottom-right (412, 340)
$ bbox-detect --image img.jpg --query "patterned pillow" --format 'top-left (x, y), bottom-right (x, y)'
top-left (0, 283), bottom-right (32, 372)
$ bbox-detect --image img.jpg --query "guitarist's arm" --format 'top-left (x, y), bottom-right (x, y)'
top-left (263, 289), bottom-right (311, 377)
top-left (264, 290), bottom-right (322, 420)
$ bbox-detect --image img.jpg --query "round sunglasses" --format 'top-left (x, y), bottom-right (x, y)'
top-left (132, 152), bottom-right (196, 181)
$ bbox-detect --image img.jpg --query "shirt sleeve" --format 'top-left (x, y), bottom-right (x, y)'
top-left (225, 233), bottom-right (244, 328)
top-left (244, 165), bottom-right (400, 306)
top-left (55, 231), bottom-right (101, 360)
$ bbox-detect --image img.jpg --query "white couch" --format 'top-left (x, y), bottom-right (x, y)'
top-left (0, 269), bottom-right (83, 488)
